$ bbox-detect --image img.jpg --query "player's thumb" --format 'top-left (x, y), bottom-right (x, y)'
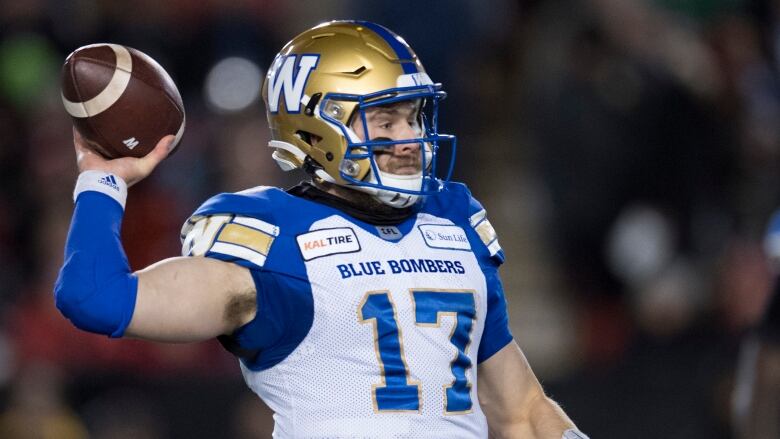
top-left (144, 135), bottom-right (176, 165)
top-left (135, 135), bottom-right (176, 178)
top-left (156, 135), bottom-right (177, 159)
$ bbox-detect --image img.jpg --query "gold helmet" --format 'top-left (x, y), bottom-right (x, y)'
top-left (261, 20), bottom-right (456, 208)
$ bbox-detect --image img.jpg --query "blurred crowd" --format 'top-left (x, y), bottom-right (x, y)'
top-left (0, 0), bottom-right (778, 437)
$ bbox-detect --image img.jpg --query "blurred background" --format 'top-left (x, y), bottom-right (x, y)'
top-left (0, 0), bottom-right (779, 437)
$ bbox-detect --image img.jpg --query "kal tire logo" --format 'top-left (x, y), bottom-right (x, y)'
top-left (296, 227), bottom-right (361, 261)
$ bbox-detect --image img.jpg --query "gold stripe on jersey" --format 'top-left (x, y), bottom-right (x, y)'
top-left (475, 220), bottom-right (497, 246)
top-left (216, 223), bottom-right (275, 256)
top-left (469, 209), bottom-right (502, 256)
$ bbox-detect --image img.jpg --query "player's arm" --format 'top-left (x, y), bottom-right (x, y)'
top-left (54, 130), bottom-right (256, 342)
top-left (125, 256), bottom-right (255, 341)
top-left (478, 341), bottom-right (584, 439)
top-left (466, 198), bottom-right (585, 438)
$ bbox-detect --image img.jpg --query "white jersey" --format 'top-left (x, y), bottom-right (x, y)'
top-left (181, 182), bottom-right (511, 438)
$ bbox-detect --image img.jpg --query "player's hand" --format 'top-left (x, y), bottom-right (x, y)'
top-left (73, 128), bottom-right (175, 187)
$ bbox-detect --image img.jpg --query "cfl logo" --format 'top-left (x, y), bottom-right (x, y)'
top-left (266, 54), bottom-right (319, 114)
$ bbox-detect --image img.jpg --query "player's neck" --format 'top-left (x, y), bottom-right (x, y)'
top-left (313, 179), bottom-right (400, 216)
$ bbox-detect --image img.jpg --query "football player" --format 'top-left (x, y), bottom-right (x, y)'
top-left (55, 21), bottom-right (587, 438)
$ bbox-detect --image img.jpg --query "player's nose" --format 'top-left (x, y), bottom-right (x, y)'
top-left (393, 141), bottom-right (420, 158)
top-left (389, 122), bottom-right (421, 155)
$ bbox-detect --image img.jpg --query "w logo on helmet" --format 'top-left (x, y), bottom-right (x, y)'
top-left (267, 54), bottom-right (320, 114)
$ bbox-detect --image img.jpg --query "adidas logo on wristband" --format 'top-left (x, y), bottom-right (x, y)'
top-left (74, 171), bottom-right (128, 209)
top-left (98, 174), bottom-right (120, 191)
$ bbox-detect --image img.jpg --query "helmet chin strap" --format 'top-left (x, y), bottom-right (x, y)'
top-left (316, 162), bottom-right (420, 208)
top-left (354, 169), bottom-right (423, 208)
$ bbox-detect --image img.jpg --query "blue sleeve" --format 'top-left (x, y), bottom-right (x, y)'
top-left (477, 258), bottom-right (513, 363)
top-left (232, 267), bottom-right (314, 371)
top-left (54, 192), bottom-right (138, 338)
top-left (459, 187), bottom-right (512, 362)
top-left (186, 189), bottom-right (316, 370)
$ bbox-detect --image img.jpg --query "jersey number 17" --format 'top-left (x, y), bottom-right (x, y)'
top-left (358, 289), bottom-right (476, 414)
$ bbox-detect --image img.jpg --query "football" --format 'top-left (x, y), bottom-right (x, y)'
top-left (61, 43), bottom-right (185, 159)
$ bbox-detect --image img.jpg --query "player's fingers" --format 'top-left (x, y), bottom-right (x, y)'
top-left (73, 127), bottom-right (89, 155)
top-left (137, 135), bottom-right (175, 174)
top-left (73, 127), bottom-right (105, 169)
top-left (148, 135), bottom-right (176, 163)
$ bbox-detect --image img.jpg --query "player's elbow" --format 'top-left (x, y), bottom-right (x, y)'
top-left (54, 251), bottom-right (138, 338)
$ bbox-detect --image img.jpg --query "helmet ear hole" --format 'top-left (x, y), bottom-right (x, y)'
top-left (295, 130), bottom-right (311, 145)
top-left (295, 131), bottom-right (322, 146)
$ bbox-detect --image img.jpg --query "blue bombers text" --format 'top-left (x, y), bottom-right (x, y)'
top-left (337, 258), bottom-right (466, 279)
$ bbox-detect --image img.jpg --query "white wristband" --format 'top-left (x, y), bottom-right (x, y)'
top-left (562, 429), bottom-right (589, 439)
top-left (73, 170), bottom-right (128, 209)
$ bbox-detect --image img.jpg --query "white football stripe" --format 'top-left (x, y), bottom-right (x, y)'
top-left (171, 114), bottom-right (186, 149)
top-left (62, 44), bottom-right (133, 118)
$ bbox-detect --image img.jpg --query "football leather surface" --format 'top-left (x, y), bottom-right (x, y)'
top-left (61, 43), bottom-right (185, 158)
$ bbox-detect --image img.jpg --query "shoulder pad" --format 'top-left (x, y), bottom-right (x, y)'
top-left (424, 181), bottom-right (504, 264)
top-left (192, 186), bottom-right (284, 218)
top-left (181, 214), bottom-right (279, 269)
top-left (468, 203), bottom-right (503, 262)
top-left (180, 187), bottom-right (283, 269)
